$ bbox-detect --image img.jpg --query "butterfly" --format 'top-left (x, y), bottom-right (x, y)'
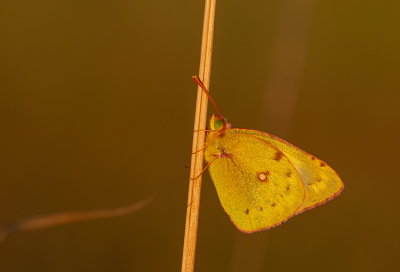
top-left (192, 76), bottom-right (344, 233)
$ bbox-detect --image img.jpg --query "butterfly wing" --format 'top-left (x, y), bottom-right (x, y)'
top-left (205, 131), bottom-right (305, 233)
top-left (232, 129), bottom-right (344, 214)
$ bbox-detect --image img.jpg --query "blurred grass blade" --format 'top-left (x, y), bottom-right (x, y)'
top-left (0, 195), bottom-right (154, 243)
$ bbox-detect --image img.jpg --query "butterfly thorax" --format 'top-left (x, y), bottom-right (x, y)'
top-left (204, 114), bottom-right (231, 163)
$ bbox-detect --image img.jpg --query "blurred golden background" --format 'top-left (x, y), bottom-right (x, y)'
top-left (1, 0), bottom-right (399, 271)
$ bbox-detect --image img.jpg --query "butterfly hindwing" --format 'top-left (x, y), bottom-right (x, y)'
top-left (232, 129), bottom-right (344, 214)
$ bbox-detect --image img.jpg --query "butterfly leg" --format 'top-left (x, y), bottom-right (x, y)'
top-left (220, 148), bottom-right (233, 159)
top-left (190, 154), bottom-right (220, 180)
top-left (193, 129), bottom-right (218, 133)
top-left (191, 148), bottom-right (233, 181)
top-left (191, 133), bottom-right (219, 155)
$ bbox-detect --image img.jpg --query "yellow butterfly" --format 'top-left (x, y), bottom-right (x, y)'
top-left (193, 76), bottom-right (344, 233)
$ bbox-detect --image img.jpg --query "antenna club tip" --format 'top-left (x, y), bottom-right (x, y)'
top-left (192, 75), bottom-right (200, 82)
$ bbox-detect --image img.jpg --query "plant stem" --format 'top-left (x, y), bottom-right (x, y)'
top-left (0, 196), bottom-right (154, 244)
top-left (181, 1), bottom-right (216, 272)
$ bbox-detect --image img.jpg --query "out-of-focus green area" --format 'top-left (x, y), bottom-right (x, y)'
top-left (0, 1), bottom-right (399, 271)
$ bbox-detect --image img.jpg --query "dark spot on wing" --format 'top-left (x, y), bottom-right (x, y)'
top-left (286, 171), bottom-right (292, 177)
top-left (311, 157), bottom-right (316, 161)
top-left (245, 208), bottom-right (249, 215)
top-left (320, 162), bottom-right (326, 167)
top-left (274, 151), bottom-right (284, 161)
top-left (271, 203), bottom-right (276, 207)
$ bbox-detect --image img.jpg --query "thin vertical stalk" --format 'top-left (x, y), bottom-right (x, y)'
top-left (181, 1), bottom-right (216, 272)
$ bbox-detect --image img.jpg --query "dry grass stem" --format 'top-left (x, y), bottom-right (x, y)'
top-left (181, 1), bottom-right (217, 272)
top-left (0, 196), bottom-right (154, 243)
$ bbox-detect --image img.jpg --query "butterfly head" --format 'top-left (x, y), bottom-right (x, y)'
top-left (209, 114), bottom-right (231, 134)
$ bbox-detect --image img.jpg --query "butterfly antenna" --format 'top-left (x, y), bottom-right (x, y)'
top-left (192, 76), bottom-right (222, 118)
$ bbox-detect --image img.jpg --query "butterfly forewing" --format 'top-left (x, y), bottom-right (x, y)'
top-left (233, 129), bottom-right (344, 214)
top-left (205, 131), bottom-right (305, 233)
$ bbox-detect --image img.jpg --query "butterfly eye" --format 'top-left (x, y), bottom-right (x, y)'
top-left (214, 120), bottom-right (223, 130)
